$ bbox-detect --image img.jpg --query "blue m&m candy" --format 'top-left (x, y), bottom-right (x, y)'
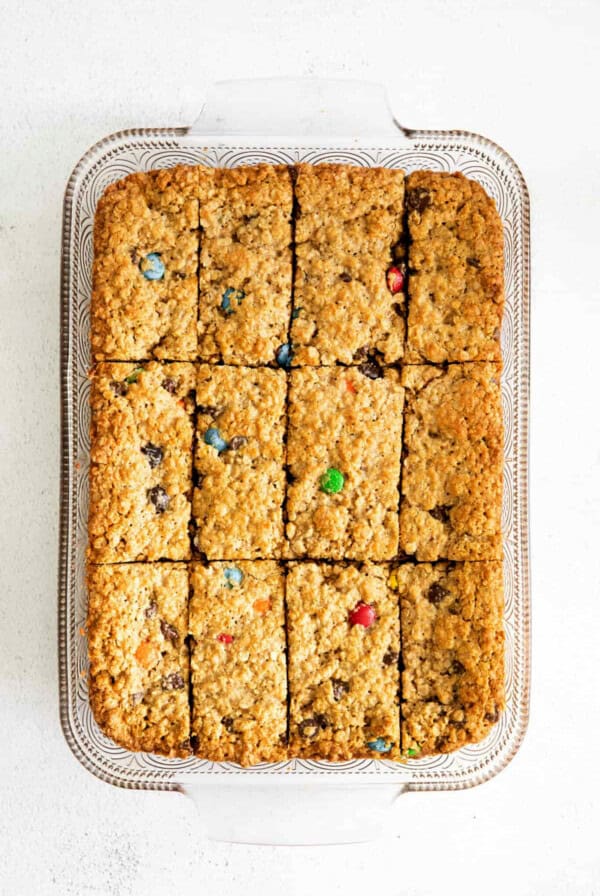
top-left (224, 566), bottom-right (244, 588)
top-left (366, 738), bottom-right (392, 753)
top-left (140, 253), bottom-right (165, 281)
top-left (204, 427), bottom-right (228, 454)
top-left (276, 343), bottom-right (293, 369)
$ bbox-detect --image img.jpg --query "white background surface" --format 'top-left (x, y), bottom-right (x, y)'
top-left (1, 0), bottom-right (599, 893)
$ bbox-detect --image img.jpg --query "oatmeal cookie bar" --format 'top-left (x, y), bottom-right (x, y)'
top-left (87, 563), bottom-right (190, 757)
top-left (393, 561), bottom-right (504, 756)
top-left (189, 561), bottom-right (287, 765)
top-left (286, 366), bottom-right (404, 560)
top-left (88, 362), bottom-right (195, 562)
top-left (193, 365), bottom-right (286, 559)
top-left (287, 562), bottom-right (400, 760)
top-left (91, 166), bottom-right (199, 361)
top-left (291, 164), bottom-right (406, 365)
top-left (399, 363), bottom-right (503, 561)
top-left (404, 171), bottom-right (504, 364)
top-left (197, 165), bottom-right (293, 364)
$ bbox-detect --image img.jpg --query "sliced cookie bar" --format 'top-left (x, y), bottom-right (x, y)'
top-left (286, 366), bottom-right (404, 560)
top-left (87, 563), bottom-right (190, 757)
top-left (193, 365), bottom-right (286, 559)
top-left (88, 362), bottom-right (195, 562)
top-left (287, 562), bottom-right (400, 760)
top-left (291, 164), bottom-right (406, 365)
top-left (399, 363), bottom-right (503, 561)
top-left (91, 166), bottom-right (199, 361)
top-left (189, 561), bottom-right (287, 765)
top-left (394, 561), bottom-right (504, 756)
top-left (197, 164), bottom-right (293, 365)
top-left (404, 171), bottom-right (504, 364)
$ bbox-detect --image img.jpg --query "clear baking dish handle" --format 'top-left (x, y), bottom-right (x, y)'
top-left (181, 780), bottom-right (408, 845)
top-left (188, 78), bottom-right (412, 142)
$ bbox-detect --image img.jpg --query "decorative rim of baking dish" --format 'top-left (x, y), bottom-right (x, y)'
top-left (59, 124), bottom-right (530, 791)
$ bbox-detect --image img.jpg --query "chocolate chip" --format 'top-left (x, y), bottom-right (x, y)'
top-left (229, 435), bottom-right (247, 450)
top-left (353, 346), bottom-right (369, 361)
top-left (193, 470), bottom-right (205, 488)
top-left (450, 659), bottom-right (465, 674)
top-left (427, 582), bottom-right (449, 605)
top-left (279, 732), bottom-right (288, 745)
top-left (144, 601), bottom-right (157, 619)
top-left (141, 442), bottom-right (163, 468)
top-left (110, 380), bottom-right (127, 396)
top-left (161, 377), bottom-right (178, 394)
top-left (449, 720), bottom-right (464, 729)
top-left (485, 708), bottom-right (500, 724)
top-left (466, 256), bottom-right (481, 269)
top-left (130, 248), bottom-right (141, 265)
top-left (171, 271), bottom-right (187, 280)
top-left (197, 404), bottom-right (221, 417)
top-left (358, 359), bottom-right (383, 379)
top-left (331, 679), bottom-right (350, 701)
top-left (429, 504), bottom-right (452, 523)
top-left (161, 672), bottom-right (184, 691)
top-left (147, 485), bottom-right (170, 514)
top-left (434, 736), bottom-right (447, 752)
top-left (392, 302), bottom-right (404, 317)
top-left (406, 187), bottom-right (431, 213)
top-left (160, 619), bottom-right (179, 644)
top-left (221, 716), bottom-right (234, 732)
top-left (130, 691), bottom-right (145, 705)
top-left (298, 714), bottom-right (329, 737)
top-left (339, 272), bottom-right (352, 282)
top-left (179, 738), bottom-right (191, 751)
top-left (383, 649), bottom-right (399, 667)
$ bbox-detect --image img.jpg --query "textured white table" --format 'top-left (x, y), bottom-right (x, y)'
top-left (1, 0), bottom-right (599, 893)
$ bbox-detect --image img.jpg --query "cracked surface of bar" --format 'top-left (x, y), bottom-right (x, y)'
top-left (291, 164), bottom-right (406, 365)
top-left (87, 563), bottom-right (191, 757)
top-left (91, 166), bottom-right (199, 361)
top-left (189, 561), bottom-right (287, 765)
top-left (197, 165), bottom-right (293, 364)
top-left (395, 561), bottom-right (504, 756)
top-left (193, 365), bottom-right (286, 559)
top-left (88, 362), bottom-right (195, 562)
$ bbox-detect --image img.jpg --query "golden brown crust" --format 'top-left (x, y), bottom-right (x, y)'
top-left (197, 165), bottom-right (293, 364)
top-left (193, 365), bottom-right (286, 559)
top-left (286, 367), bottom-right (404, 560)
top-left (88, 362), bottom-right (195, 562)
top-left (291, 164), bottom-right (406, 365)
top-left (399, 363), bottom-right (503, 561)
top-left (87, 563), bottom-right (190, 757)
top-left (189, 562), bottom-right (287, 765)
top-left (287, 562), bottom-right (400, 760)
top-left (405, 171), bottom-right (504, 364)
top-left (91, 166), bottom-right (200, 361)
top-left (394, 561), bottom-right (504, 756)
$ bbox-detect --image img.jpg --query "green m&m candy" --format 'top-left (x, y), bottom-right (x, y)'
top-left (320, 467), bottom-right (345, 495)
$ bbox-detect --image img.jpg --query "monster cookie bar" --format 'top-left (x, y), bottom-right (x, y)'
top-left (394, 561), bottom-right (504, 756)
top-left (404, 171), bottom-right (504, 364)
top-left (189, 562), bottom-right (287, 765)
top-left (91, 166), bottom-right (199, 361)
top-left (193, 365), bottom-right (286, 559)
top-left (197, 165), bottom-right (293, 365)
top-left (286, 366), bottom-right (404, 560)
top-left (87, 563), bottom-right (190, 757)
top-left (88, 362), bottom-right (194, 562)
top-left (290, 164), bottom-right (406, 366)
top-left (287, 562), bottom-right (400, 760)
top-left (399, 363), bottom-right (503, 561)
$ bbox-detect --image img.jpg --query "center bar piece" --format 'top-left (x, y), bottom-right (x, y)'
top-left (290, 164), bottom-right (406, 366)
top-left (286, 366), bottom-right (404, 560)
top-left (193, 365), bottom-right (287, 559)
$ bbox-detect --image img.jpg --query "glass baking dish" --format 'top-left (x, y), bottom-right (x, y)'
top-left (59, 79), bottom-right (531, 844)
